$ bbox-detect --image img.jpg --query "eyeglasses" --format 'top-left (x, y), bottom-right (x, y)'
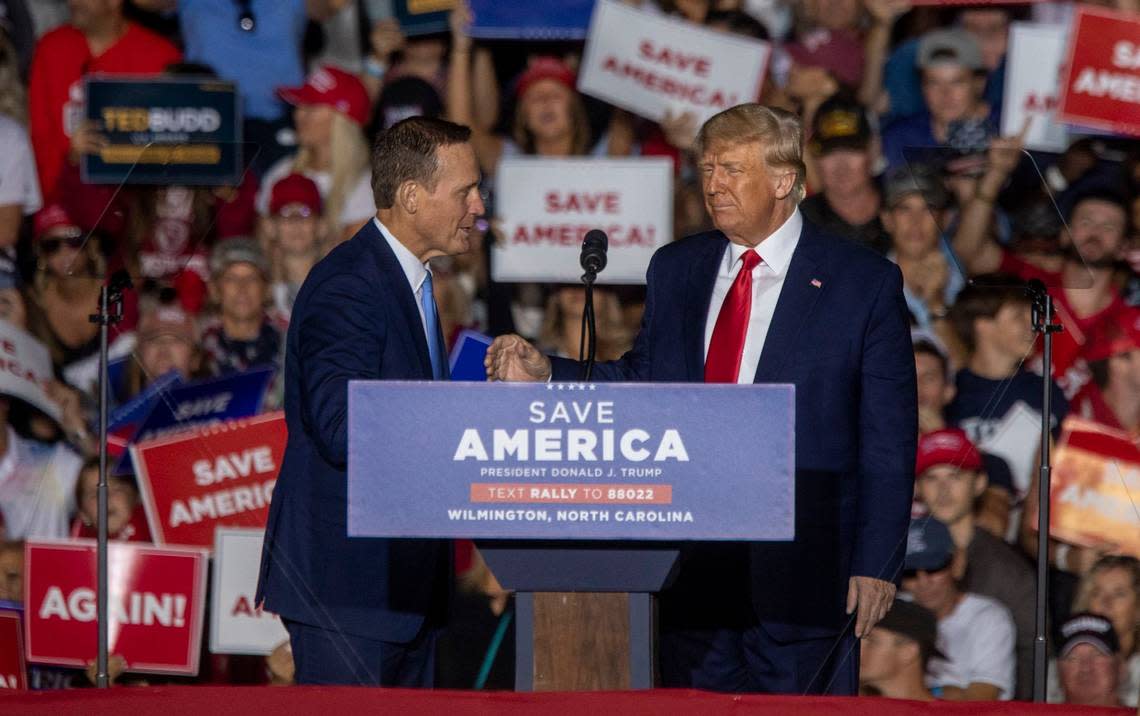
top-left (38, 235), bottom-right (86, 255)
top-left (235, 0), bottom-right (255, 32)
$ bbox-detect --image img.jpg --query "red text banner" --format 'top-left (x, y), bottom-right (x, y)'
top-left (1046, 417), bottom-right (1140, 557)
top-left (491, 157), bottom-right (672, 284)
top-left (577, 0), bottom-right (769, 125)
top-left (24, 540), bottom-right (208, 675)
top-left (0, 605), bottom-right (26, 690)
top-left (1058, 6), bottom-right (1140, 137)
top-left (210, 528), bottom-right (288, 655)
top-left (132, 412), bottom-right (286, 547)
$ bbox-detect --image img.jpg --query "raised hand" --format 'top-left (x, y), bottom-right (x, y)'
top-left (485, 334), bottom-right (552, 382)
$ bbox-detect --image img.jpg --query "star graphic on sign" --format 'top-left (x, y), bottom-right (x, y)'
top-left (589, 384), bottom-right (596, 391)
top-left (545, 383), bottom-right (554, 391)
top-left (557, 384), bottom-right (565, 391)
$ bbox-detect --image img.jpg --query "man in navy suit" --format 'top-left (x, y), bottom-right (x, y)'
top-left (486, 104), bottom-right (916, 694)
top-left (257, 116), bottom-right (484, 686)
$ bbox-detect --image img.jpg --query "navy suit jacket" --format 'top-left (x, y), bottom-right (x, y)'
top-left (256, 219), bottom-right (450, 643)
top-left (551, 220), bottom-right (917, 640)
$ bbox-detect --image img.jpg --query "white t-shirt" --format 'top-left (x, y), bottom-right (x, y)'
top-left (0, 116), bottom-right (42, 214)
top-left (0, 428), bottom-right (83, 539)
top-left (927, 593), bottom-right (1016, 700)
top-left (256, 155), bottom-right (375, 228)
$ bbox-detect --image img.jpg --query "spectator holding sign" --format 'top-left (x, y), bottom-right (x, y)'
top-left (69, 457), bottom-right (150, 542)
top-left (123, 300), bottom-right (201, 400)
top-left (1073, 309), bottom-right (1140, 433)
top-left (27, 0), bottom-right (180, 198)
top-left (257, 66), bottom-right (376, 247)
top-left (0, 539), bottom-right (21, 602)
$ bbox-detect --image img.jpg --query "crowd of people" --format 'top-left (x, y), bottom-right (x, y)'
top-left (0, 0), bottom-right (1138, 702)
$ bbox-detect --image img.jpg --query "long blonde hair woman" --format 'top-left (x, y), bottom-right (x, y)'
top-left (257, 66), bottom-right (375, 249)
top-left (539, 285), bottom-right (632, 362)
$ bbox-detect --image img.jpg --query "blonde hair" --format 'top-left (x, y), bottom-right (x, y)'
top-left (695, 104), bottom-right (807, 204)
top-left (293, 112), bottom-right (370, 242)
top-left (1073, 555), bottom-right (1140, 657)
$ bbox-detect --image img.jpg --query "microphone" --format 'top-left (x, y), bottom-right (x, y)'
top-left (579, 229), bottom-right (608, 275)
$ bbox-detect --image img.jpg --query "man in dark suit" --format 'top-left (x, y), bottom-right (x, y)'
top-left (486, 104), bottom-right (916, 695)
top-left (257, 116), bottom-right (484, 686)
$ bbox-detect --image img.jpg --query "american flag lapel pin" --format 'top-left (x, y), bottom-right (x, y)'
top-left (810, 278), bottom-right (822, 288)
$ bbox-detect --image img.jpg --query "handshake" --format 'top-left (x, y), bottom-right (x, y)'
top-left (483, 335), bottom-right (553, 382)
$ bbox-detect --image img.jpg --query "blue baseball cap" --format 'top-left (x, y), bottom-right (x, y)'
top-left (905, 517), bottom-right (955, 572)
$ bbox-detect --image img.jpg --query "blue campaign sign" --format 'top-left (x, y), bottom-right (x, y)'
top-left (83, 76), bottom-right (242, 186)
top-left (469, 0), bottom-right (595, 40)
top-left (109, 370), bottom-right (183, 432)
top-left (348, 382), bottom-right (794, 540)
top-left (448, 329), bottom-right (491, 382)
top-left (114, 367), bottom-right (274, 474)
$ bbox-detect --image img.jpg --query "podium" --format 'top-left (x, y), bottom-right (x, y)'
top-left (347, 381), bottom-right (795, 690)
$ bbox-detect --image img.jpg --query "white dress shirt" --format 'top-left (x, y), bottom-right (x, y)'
top-left (702, 209), bottom-right (803, 384)
top-left (375, 218), bottom-right (433, 344)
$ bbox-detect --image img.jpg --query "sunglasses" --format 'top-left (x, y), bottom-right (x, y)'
top-left (902, 561), bottom-right (953, 581)
top-left (38, 235), bottom-right (86, 255)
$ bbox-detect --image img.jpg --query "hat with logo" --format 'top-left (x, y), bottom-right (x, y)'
top-left (138, 302), bottom-right (198, 344)
top-left (269, 173), bottom-right (322, 217)
top-left (917, 29), bottom-right (984, 73)
top-left (1084, 308), bottom-right (1140, 364)
top-left (877, 598), bottom-right (947, 661)
top-left (883, 163), bottom-right (949, 210)
top-left (916, 428), bottom-right (984, 477)
top-left (1059, 612), bottom-right (1120, 658)
top-left (904, 517), bottom-right (955, 572)
top-left (810, 94), bottom-right (873, 156)
top-left (785, 28), bottom-right (865, 88)
top-left (210, 236), bottom-right (270, 279)
top-left (34, 201), bottom-right (82, 240)
top-left (514, 56), bottom-right (576, 99)
top-left (277, 65), bottom-right (370, 127)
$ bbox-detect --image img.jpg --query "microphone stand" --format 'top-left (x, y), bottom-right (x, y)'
top-left (90, 270), bottom-right (132, 688)
top-left (579, 269), bottom-right (598, 381)
top-left (1028, 278), bottom-right (1061, 703)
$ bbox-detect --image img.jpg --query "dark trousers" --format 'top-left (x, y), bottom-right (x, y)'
top-left (658, 625), bottom-right (859, 695)
top-left (284, 619), bottom-right (437, 687)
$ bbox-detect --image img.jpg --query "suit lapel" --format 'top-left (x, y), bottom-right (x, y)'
top-left (683, 234), bottom-right (729, 381)
top-left (753, 225), bottom-right (829, 382)
top-left (364, 221), bottom-right (434, 378)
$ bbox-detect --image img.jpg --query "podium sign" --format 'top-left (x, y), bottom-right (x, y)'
top-left (348, 382), bottom-right (794, 541)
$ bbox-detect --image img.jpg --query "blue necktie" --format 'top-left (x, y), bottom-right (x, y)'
top-left (421, 271), bottom-right (445, 379)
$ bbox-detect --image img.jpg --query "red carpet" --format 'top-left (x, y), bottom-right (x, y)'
top-left (0, 687), bottom-right (1131, 715)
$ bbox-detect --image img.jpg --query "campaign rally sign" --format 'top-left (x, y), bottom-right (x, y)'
top-left (394, 0), bottom-right (454, 36)
top-left (578, 0), bottom-right (770, 124)
top-left (348, 382), bottom-right (795, 540)
top-left (24, 540), bottom-right (208, 675)
top-left (0, 602), bottom-right (25, 690)
top-left (0, 320), bottom-right (60, 423)
top-left (1002, 23), bottom-right (1070, 152)
top-left (469, 0), bottom-right (594, 40)
top-left (1058, 6), bottom-right (1140, 137)
top-left (83, 76), bottom-right (242, 185)
top-left (1046, 417), bottom-right (1140, 558)
top-left (491, 157), bottom-right (672, 284)
top-left (114, 366), bottom-right (274, 475)
top-left (133, 412), bottom-right (286, 548)
top-left (210, 528), bottom-right (289, 655)
top-left (107, 370), bottom-right (184, 458)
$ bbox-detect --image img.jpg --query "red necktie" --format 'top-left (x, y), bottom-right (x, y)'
top-left (705, 250), bottom-right (761, 383)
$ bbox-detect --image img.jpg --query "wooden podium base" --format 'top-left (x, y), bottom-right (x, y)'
top-left (516, 592), bottom-right (654, 691)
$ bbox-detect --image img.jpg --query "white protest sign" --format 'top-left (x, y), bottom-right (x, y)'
top-left (1002, 22), bottom-right (1069, 152)
top-left (210, 527), bottom-right (288, 655)
top-left (0, 320), bottom-right (60, 422)
top-left (491, 157), bottom-right (673, 285)
top-left (578, 0), bottom-right (770, 124)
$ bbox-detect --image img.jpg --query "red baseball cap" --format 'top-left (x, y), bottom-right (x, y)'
top-left (277, 65), bottom-right (370, 127)
top-left (916, 428), bottom-right (984, 476)
top-left (515, 56), bottom-right (576, 99)
top-left (34, 201), bottom-right (82, 239)
top-left (269, 173), bottom-right (323, 217)
top-left (1084, 308), bottom-right (1140, 363)
top-left (785, 28), bottom-right (865, 89)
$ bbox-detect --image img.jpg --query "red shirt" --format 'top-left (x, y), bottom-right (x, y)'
top-left (999, 251), bottom-right (1129, 399)
top-left (28, 22), bottom-right (181, 198)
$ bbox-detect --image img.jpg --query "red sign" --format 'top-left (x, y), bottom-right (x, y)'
top-left (1058, 6), bottom-right (1140, 137)
top-left (0, 607), bottom-right (26, 690)
top-left (132, 412), bottom-right (286, 547)
top-left (24, 540), bottom-right (208, 675)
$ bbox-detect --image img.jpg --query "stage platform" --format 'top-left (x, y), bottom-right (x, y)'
top-left (1, 687), bottom-right (1131, 715)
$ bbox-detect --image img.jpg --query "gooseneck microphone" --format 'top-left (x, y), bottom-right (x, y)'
top-left (579, 229), bottom-right (608, 275)
top-left (578, 230), bottom-right (608, 382)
